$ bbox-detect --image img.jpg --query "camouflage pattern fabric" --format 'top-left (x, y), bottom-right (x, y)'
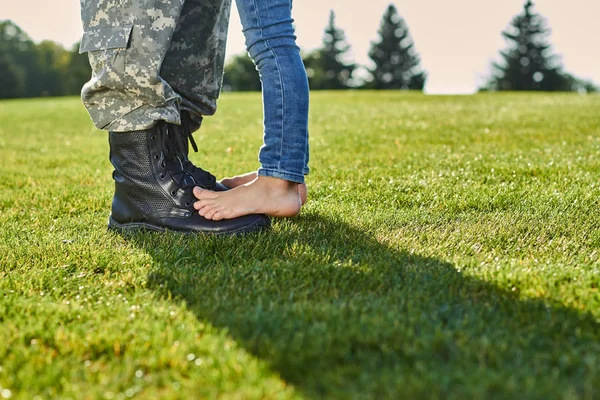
top-left (79, 0), bottom-right (232, 132)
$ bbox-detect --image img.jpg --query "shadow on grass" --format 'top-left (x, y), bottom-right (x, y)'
top-left (126, 214), bottom-right (598, 398)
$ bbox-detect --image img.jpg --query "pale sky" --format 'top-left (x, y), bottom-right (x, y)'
top-left (2, 0), bottom-right (599, 94)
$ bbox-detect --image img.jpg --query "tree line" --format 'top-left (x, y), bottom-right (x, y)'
top-left (223, 6), bottom-right (426, 92)
top-left (226, 2), bottom-right (596, 93)
top-left (0, 21), bottom-right (90, 99)
top-left (0, 1), bottom-right (596, 99)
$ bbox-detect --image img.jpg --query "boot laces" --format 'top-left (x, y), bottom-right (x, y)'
top-left (168, 121), bottom-right (217, 189)
top-left (156, 122), bottom-right (204, 194)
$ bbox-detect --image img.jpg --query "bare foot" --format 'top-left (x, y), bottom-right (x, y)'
top-left (219, 171), bottom-right (257, 189)
top-left (194, 176), bottom-right (302, 220)
top-left (221, 171), bottom-right (308, 205)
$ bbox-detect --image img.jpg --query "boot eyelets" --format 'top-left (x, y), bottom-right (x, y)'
top-left (150, 135), bottom-right (156, 140)
top-left (184, 212), bottom-right (191, 217)
top-left (185, 201), bottom-right (191, 207)
top-left (153, 155), bottom-right (159, 160)
top-left (159, 174), bottom-right (165, 180)
top-left (171, 190), bottom-right (177, 196)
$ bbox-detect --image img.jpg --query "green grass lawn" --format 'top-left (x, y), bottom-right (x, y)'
top-left (1, 91), bottom-right (599, 399)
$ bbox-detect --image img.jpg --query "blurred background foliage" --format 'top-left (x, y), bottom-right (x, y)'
top-left (0, 1), bottom-right (596, 99)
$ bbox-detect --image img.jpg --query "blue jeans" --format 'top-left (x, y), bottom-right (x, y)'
top-left (236, 0), bottom-right (310, 184)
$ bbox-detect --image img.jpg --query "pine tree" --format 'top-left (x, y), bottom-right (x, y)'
top-left (486, 0), bottom-right (570, 91)
top-left (367, 4), bottom-right (426, 90)
top-left (304, 11), bottom-right (355, 90)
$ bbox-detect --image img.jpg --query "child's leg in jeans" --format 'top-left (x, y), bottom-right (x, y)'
top-left (193, 0), bottom-right (309, 220)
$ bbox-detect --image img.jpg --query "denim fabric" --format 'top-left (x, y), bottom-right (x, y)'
top-left (236, 0), bottom-right (310, 184)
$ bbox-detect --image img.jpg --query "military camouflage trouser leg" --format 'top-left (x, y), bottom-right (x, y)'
top-left (79, 0), bottom-right (231, 132)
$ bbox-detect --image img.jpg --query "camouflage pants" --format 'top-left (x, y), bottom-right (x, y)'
top-left (79, 0), bottom-right (231, 132)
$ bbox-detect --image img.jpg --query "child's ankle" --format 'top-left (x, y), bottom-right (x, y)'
top-left (257, 176), bottom-right (299, 192)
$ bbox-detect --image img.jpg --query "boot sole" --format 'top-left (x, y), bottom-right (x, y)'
top-left (107, 216), bottom-right (270, 236)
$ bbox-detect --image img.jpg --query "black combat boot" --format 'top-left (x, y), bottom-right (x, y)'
top-left (107, 122), bottom-right (270, 234)
top-left (169, 111), bottom-right (229, 191)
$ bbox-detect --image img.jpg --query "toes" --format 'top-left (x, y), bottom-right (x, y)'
top-left (193, 199), bottom-right (212, 211)
top-left (194, 199), bottom-right (209, 210)
top-left (204, 208), bottom-right (218, 220)
top-left (193, 187), bottom-right (204, 199)
top-left (193, 186), bottom-right (218, 200)
top-left (196, 201), bottom-right (212, 217)
top-left (199, 205), bottom-right (214, 218)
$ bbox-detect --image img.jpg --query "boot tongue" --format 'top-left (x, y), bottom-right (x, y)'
top-left (184, 163), bottom-right (216, 188)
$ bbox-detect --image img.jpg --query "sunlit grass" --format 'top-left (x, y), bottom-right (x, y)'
top-left (0, 92), bottom-right (599, 399)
